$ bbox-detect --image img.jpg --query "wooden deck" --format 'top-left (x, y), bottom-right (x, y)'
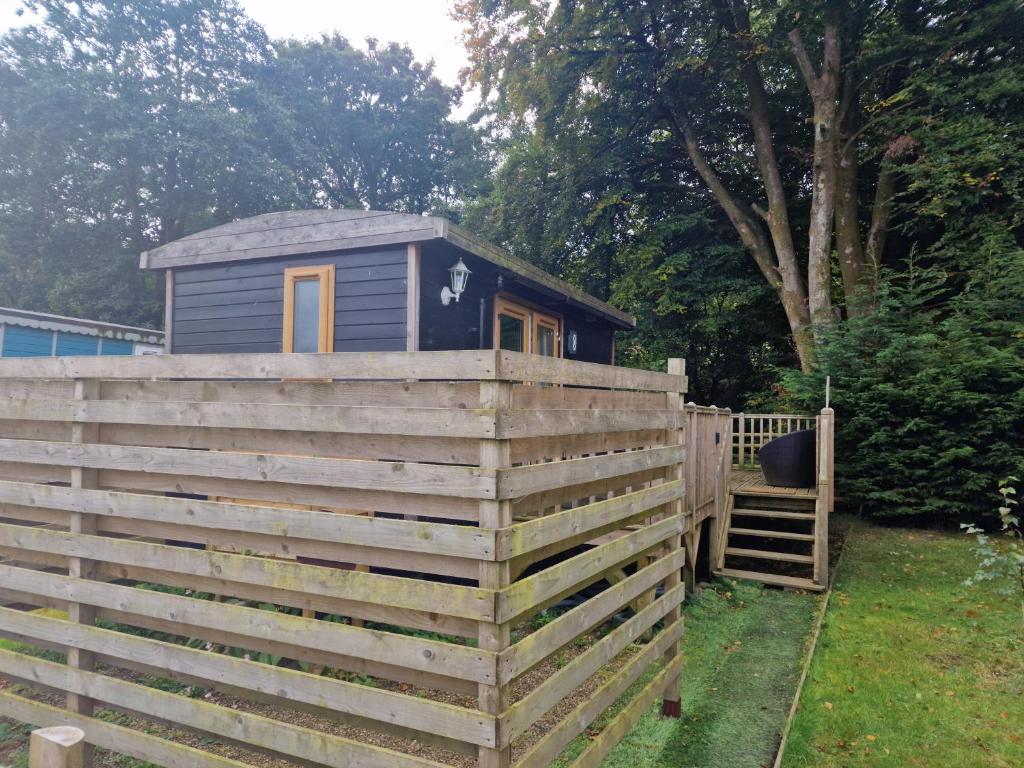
top-left (730, 469), bottom-right (817, 499)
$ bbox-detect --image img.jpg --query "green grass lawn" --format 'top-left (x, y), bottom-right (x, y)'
top-left (557, 578), bottom-right (821, 768)
top-left (782, 521), bottom-right (1024, 768)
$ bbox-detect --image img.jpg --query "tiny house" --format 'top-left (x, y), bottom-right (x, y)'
top-left (141, 210), bottom-right (635, 360)
top-left (0, 306), bottom-right (164, 357)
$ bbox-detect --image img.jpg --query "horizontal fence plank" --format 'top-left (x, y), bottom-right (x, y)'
top-left (498, 515), bottom-right (684, 623)
top-left (0, 691), bottom-right (254, 768)
top-left (0, 438), bottom-right (495, 499)
top-left (513, 639), bottom-right (682, 768)
top-left (511, 429), bottom-right (663, 466)
top-left (499, 548), bottom-right (686, 683)
top-left (100, 423), bottom-right (479, 465)
top-left (495, 409), bottom-right (677, 438)
top-left (511, 385), bottom-right (667, 411)
top-left (95, 469), bottom-right (482, 522)
top-left (0, 350), bottom-right (500, 381)
top-left (497, 481), bottom-right (682, 559)
top-left (0, 564), bottom-right (491, 685)
top-left (496, 445), bottom-right (684, 499)
top-left (0, 525), bottom-right (495, 621)
top-left (502, 585), bottom-right (684, 744)
top-left (99, 379), bottom-right (480, 408)
top-left (0, 609), bottom-right (495, 749)
top-left (0, 399), bottom-right (497, 438)
top-left (0, 649), bottom-right (476, 763)
top-left (496, 352), bottom-right (684, 392)
top-left (0, 480), bottom-right (495, 560)
top-left (0, 504), bottom-right (478, 579)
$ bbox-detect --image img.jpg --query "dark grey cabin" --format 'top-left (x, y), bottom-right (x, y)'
top-left (141, 210), bottom-right (634, 363)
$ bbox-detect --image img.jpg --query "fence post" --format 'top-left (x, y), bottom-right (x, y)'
top-left (477, 375), bottom-right (513, 767)
top-left (30, 726), bottom-right (85, 768)
top-left (814, 407), bottom-right (834, 586)
top-left (68, 378), bottom-right (99, 768)
top-left (736, 412), bottom-right (745, 468)
top-left (661, 358), bottom-right (686, 718)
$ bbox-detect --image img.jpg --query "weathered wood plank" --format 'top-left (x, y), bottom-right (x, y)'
top-left (0, 691), bottom-right (254, 768)
top-left (498, 548), bottom-right (686, 683)
top-left (0, 350), bottom-right (499, 381)
top-left (0, 438), bottom-right (496, 499)
top-left (496, 445), bottom-right (684, 498)
top-left (501, 586), bottom-right (684, 744)
top-left (100, 423), bottom-right (479, 465)
top-left (100, 379), bottom-right (480, 408)
top-left (496, 481), bottom-right (681, 559)
top-left (0, 610), bottom-right (495, 748)
top-left (0, 480), bottom-right (495, 560)
top-left (0, 649), bottom-right (478, 762)
top-left (96, 469), bottom-right (481, 521)
top-left (0, 399), bottom-right (498, 438)
top-left (495, 409), bottom-right (678, 438)
top-left (0, 564), bottom-right (490, 683)
top-left (0, 525), bottom-right (495, 620)
top-left (496, 351), bottom-right (683, 392)
top-left (498, 515), bottom-right (683, 623)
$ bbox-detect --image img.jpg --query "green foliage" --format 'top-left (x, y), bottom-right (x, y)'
top-left (779, 261), bottom-right (1023, 520)
top-left (0, 0), bottom-right (480, 326)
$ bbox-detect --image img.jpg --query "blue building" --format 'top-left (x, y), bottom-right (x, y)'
top-left (0, 306), bottom-right (164, 358)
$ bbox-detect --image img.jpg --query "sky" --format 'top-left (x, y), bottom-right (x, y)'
top-left (0, 0), bottom-right (477, 115)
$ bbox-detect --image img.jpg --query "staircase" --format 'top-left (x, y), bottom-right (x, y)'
top-left (713, 468), bottom-right (827, 592)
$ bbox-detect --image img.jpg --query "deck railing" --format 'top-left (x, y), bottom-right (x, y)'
top-left (732, 412), bottom-right (817, 468)
top-left (0, 350), bottom-right (706, 768)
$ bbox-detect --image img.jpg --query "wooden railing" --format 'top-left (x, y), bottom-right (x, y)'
top-left (0, 350), bottom-right (703, 768)
top-left (732, 412), bottom-right (816, 468)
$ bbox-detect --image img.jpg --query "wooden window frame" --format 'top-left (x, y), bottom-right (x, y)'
top-left (283, 265), bottom-right (335, 353)
top-left (493, 294), bottom-right (562, 357)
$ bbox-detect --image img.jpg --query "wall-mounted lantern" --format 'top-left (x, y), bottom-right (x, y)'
top-left (441, 258), bottom-right (471, 305)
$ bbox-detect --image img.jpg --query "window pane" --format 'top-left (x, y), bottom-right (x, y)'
top-left (537, 325), bottom-right (556, 356)
top-left (292, 278), bottom-right (321, 353)
top-left (498, 313), bottom-right (524, 352)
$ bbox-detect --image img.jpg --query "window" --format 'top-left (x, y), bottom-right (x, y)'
top-left (283, 265), bottom-right (335, 353)
top-left (493, 296), bottom-right (561, 357)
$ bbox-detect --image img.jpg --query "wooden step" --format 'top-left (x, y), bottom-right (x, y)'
top-left (714, 567), bottom-right (825, 592)
top-left (728, 527), bottom-right (815, 542)
top-left (731, 508), bottom-right (815, 520)
top-left (725, 547), bottom-right (815, 564)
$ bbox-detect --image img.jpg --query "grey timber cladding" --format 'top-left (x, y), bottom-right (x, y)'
top-left (171, 247), bottom-right (407, 354)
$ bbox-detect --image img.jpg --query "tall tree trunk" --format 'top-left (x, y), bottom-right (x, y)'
top-left (835, 73), bottom-right (868, 314)
top-left (665, 105), bottom-right (814, 371)
top-left (790, 8), bottom-right (841, 331)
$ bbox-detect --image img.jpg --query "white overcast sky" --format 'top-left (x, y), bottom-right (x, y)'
top-left (0, 0), bottom-right (477, 115)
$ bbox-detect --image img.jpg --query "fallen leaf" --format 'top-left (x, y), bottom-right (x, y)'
top-left (823, 702), bottom-right (834, 710)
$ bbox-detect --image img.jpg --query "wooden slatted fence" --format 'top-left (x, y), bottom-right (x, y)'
top-left (0, 350), bottom-right (704, 768)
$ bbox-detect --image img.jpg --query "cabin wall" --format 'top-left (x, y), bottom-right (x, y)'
top-left (417, 241), bottom-right (617, 364)
top-left (170, 247), bottom-right (408, 354)
top-left (0, 323), bottom-right (144, 357)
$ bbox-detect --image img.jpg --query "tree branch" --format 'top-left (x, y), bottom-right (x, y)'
top-left (788, 27), bottom-right (820, 95)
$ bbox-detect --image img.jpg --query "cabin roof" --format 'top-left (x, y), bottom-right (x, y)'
top-left (0, 305), bottom-right (164, 343)
top-left (140, 209), bottom-right (635, 329)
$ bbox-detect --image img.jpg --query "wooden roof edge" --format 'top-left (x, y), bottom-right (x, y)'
top-left (140, 210), bottom-right (636, 330)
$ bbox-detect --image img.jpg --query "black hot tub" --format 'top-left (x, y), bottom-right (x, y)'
top-left (758, 429), bottom-right (816, 488)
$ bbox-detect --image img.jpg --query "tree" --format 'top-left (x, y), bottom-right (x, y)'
top-left (0, 0), bottom-right (291, 324)
top-left (261, 35), bottom-right (486, 216)
top-left (455, 0), bottom-right (1022, 370)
